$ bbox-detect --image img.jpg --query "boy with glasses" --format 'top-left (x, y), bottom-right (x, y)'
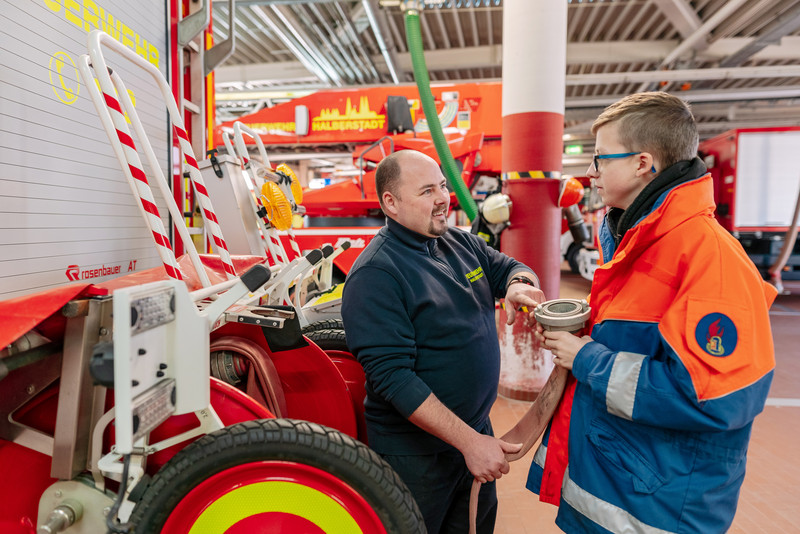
top-left (526, 92), bottom-right (777, 533)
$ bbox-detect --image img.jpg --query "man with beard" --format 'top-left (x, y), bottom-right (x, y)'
top-left (342, 149), bottom-right (545, 533)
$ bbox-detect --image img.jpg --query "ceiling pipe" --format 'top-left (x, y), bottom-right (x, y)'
top-left (718, 2), bottom-right (800, 68)
top-left (317, 2), bottom-right (375, 84)
top-left (269, 4), bottom-right (345, 87)
top-left (291, 3), bottom-right (362, 84)
top-left (216, 82), bottom-right (800, 111)
top-left (377, 1), bottom-right (407, 79)
top-left (637, 0), bottom-right (750, 91)
top-left (565, 85), bottom-right (800, 110)
top-left (332, 1), bottom-right (382, 82)
top-left (649, 0), bottom-right (702, 39)
top-left (571, 64), bottom-right (800, 86)
top-left (307, 3), bottom-right (368, 84)
top-left (363, 0), bottom-right (402, 83)
top-left (213, 0), bottom-right (340, 4)
top-left (248, 6), bottom-right (336, 86)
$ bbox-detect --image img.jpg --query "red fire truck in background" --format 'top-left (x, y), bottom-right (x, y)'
top-left (699, 126), bottom-right (800, 283)
top-left (214, 82), bottom-right (602, 279)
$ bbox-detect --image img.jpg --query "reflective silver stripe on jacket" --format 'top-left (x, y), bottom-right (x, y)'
top-left (562, 468), bottom-right (676, 534)
top-left (606, 351), bottom-right (646, 420)
top-left (533, 442), bottom-right (547, 469)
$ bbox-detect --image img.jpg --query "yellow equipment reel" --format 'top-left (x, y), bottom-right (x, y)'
top-left (261, 181), bottom-right (293, 231)
top-left (277, 163), bottom-right (303, 205)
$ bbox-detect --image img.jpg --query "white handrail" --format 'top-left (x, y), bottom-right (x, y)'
top-left (85, 30), bottom-right (236, 282)
top-left (76, 54), bottom-right (189, 283)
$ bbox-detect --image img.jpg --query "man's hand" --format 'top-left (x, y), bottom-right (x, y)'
top-left (504, 282), bottom-right (546, 326)
top-left (461, 434), bottom-right (522, 483)
top-left (408, 394), bottom-right (522, 483)
top-left (534, 324), bottom-right (592, 370)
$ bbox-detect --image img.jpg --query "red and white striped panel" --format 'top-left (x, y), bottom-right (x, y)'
top-left (173, 126), bottom-right (236, 279)
top-left (101, 92), bottom-right (182, 280)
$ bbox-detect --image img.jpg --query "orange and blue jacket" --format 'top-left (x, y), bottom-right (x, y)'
top-left (526, 173), bottom-right (776, 533)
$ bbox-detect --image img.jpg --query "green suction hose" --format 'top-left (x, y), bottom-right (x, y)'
top-left (403, 4), bottom-right (479, 222)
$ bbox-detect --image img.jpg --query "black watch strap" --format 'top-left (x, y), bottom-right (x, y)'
top-left (507, 275), bottom-right (538, 289)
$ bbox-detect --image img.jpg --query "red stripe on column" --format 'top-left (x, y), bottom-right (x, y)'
top-left (103, 93), bottom-right (123, 114)
top-left (212, 235), bottom-right (227, 250)
top-left (152, 231), bottom-right (171, 249)
top-left (141, 199), bottom-right (160, 217)
top-left (174, 127), bottom-right (189, 141)
top-left (164, 264), bottom-right (183, 280)
top-left (194, 182), bottom-right (209, 197)
top-left (202, 209), bottom-right (218, 224)
top-left (117, 130), bottom-right (135, 149)
top-left (129, 165), bottom-right (149, 184)
top-left (502, 111), bottom-right (564, 172)
top-left (184, 154), bottom-right (198, 169)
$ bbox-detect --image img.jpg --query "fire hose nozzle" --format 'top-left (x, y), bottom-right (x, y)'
top-left (534, 299), bottom-right (591, 334)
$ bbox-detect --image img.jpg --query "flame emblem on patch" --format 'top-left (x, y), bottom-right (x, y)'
top-left (695, 313), bottom-right (738, 357)
top-left (705, 318), bottom-right (725, 355)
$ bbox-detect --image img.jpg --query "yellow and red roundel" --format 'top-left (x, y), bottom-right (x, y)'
top-left (162, 461), bottom-right (386, 534)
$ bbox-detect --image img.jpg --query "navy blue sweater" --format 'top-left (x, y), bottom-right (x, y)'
top-left (341, 218), bottom-right (533, 455)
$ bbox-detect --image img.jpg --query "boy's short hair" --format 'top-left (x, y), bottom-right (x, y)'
top-left (375, 151), bottom-right (404, 209)
top-left (591, 92), bottom-right (699, 169)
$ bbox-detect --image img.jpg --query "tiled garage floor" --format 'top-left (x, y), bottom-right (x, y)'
top-left (491, 273), bottom-right (800, 534)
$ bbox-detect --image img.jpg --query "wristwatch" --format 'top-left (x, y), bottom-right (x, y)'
top-left (506, 274), bottom-right (539, 290)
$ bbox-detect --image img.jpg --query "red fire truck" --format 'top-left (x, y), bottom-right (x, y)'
top-left (0, 2), bottom-right (422, 532)
top-left (699, 126), bottom-right (800, 284)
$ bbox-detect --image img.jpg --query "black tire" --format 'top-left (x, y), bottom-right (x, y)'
top-left (130, 418), bottom-right (425, 533)
top-left (301, 319), bottom-right (344, 335)
top-left (565, 241), bottom-right (582, 274)
top-left (305, 328), bottom-right (349, 352)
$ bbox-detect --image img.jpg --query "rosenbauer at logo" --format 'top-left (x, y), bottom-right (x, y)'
top-left (65, 260), bottom-right (138, 281)
top-left (66, 265), bottom-right (80, 281)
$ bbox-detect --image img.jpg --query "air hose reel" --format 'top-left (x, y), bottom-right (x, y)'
top-left (534, 299), bottom-right (591, 334)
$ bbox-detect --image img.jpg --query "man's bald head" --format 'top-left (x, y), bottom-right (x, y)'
top-left (375, 150), bottom-right (435, 210)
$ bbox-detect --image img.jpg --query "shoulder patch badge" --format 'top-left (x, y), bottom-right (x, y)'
top-left (695, 313), bottom-right (738, 357)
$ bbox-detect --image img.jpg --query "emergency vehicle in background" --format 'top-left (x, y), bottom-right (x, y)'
top-left (699, 126), bottom-right (800, 284)
top-left (214, 82), bottom-right (602, 280)
top-left (0, 1), bottom-right (423, 532)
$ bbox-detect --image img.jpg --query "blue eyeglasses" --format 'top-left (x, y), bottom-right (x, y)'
top-left (592, 152), bottom-right (656, 173)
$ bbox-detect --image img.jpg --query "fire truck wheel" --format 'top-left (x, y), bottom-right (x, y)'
top-left (305, 328), bottom-right (349, 352)
top-left (129, 418), bottom-right (424, 534)
top-left (301, 319), bottom-right (345, 335)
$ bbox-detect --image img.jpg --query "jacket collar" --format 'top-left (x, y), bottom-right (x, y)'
top-left (608, 157), bottom-right (707, 247)
top-left (385, 216), bottom-right (439, 251)
top-left (608, 172), bottom-right (716, 261)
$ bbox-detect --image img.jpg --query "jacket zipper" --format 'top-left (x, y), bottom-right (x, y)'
top-left (427, 241), bottom-right (466, 287)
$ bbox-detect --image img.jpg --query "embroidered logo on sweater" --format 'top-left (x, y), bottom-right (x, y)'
top-left (465, 266), bottom-right (484, 283)
top-left (695, 313), bottom-right (738, 357)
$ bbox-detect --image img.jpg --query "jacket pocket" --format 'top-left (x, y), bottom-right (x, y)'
top-left (587, 420), bottom-right (665, 494)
